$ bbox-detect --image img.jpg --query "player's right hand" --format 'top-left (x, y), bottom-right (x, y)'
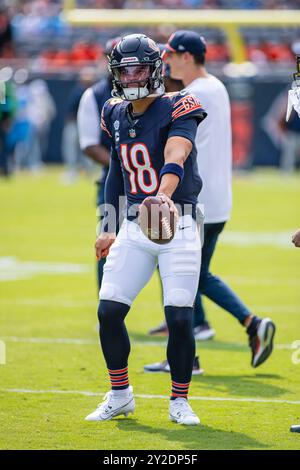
top-left (156, 192), bottom-right (179, 219)
top-left (95, 232), bottom-right (116, 260)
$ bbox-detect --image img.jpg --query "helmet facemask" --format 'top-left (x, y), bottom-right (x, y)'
top-left (110, 60), bottom-right (164, 101)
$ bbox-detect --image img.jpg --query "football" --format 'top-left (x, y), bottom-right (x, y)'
top-left (138, 196), bottom-right (176, 244)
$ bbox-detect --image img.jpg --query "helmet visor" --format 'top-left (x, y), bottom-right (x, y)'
top-left (115, 65), bottom-right (151, 87)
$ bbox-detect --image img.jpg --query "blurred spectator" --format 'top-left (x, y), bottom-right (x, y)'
top-left (62, 66), bottom-right (97, 183)
top-left (25, 79), bottom-right (56, 170)
top-left (10, 76), bottom-right (56, 172)
top-left (8, 67), bottom-right (31, 171)
top-left (0, 67), bottom-right (17, 176)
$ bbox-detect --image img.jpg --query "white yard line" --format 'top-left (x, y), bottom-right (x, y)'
top-left (0, 336), bottom-right (165, 347)
top-left (1, 388), bottom-right (300, 405)
top-left (0, 336), bottom-right (294, 350)
top-left (223, 276), bottom-right (300, 287)
top-left (0, 257), bottom-right (91, 282)
top-left (1, 336), bottom-right (97, 345)
top-left (220, 231), bottom-right (294, 249)
top-left (0, 299), bottom-right (97, 307)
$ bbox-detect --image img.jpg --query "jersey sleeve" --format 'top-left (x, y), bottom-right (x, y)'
top-left (100, 101), bottom-right (113, 142)
top-left (101, 146), bottom-right (125, 233)
top-left (168, 93), bottom-right (207, 142)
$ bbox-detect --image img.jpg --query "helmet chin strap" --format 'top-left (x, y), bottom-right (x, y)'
top-left (148, 84), bottom-right (165, 98)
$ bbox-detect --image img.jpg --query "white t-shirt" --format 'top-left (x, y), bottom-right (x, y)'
top-left (288, 88), bottom-right (300, 119)
top-left (77, 87), bottom-right (100, 149)
top-left (187, 75), bottom-right (232, 223)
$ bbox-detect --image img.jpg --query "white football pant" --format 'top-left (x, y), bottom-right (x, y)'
top-left (99, 214), bottom-right (201, 308)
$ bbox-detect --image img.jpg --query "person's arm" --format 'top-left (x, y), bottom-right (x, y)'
top-left (77, 88), bottom-right (110, 166)
top-left (95, 148), bottom-right (124, 260)
top-left (83, 145), bottom-right (110, 166)
top-left (157, 135), bottom-right (193, 213)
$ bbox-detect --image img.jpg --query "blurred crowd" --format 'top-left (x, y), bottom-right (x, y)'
top-left (0, 0), bottom-right (299, 176)
top-left (77, 0), bottom-right (300, 8)
top-left (0, 0), bottom-right (298, 68)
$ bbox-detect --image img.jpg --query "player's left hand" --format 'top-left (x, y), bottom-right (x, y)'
top-left (292, 229), bottom-right (300, 248)
top-left (95, 232), bottom-right (116, 260)
top-left (156, 192), bottom-right (179, 220)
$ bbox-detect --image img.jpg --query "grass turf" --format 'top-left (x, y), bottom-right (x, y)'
top-left (0, 168), bottom-right (300, 450)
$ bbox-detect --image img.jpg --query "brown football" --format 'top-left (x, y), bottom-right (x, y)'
top-left (138, 196), bottom-right (176, 245)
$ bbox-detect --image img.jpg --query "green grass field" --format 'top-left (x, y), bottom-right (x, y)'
top-left (0, 168), bottom-right (300, 450)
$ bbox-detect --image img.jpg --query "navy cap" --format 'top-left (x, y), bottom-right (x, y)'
top-left (165, 30), bottom-right (206, 57)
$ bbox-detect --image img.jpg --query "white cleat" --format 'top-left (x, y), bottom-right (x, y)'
top-left (85, 386), bottom-right (135, 421)
top-left (193, 324), bottom-right (216, 341)
top-left (169, 398), bottom-right (200, 426)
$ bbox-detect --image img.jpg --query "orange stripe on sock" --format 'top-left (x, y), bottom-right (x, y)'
top-left (172, 381), bottom-right (190, 388)
top-left (108, 367), bottom-right (128, 374)
top-left (111, 380), bottom-right (129, 387)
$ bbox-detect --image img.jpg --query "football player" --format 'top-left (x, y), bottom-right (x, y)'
top-left (85, 34), bottom-right (207, 425)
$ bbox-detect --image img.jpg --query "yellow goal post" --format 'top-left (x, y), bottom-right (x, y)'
top-left (62, 3), bottom-right (300, 64)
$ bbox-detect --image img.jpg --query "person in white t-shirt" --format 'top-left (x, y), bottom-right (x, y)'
top-left (145, 31), bottom-right (275, 371)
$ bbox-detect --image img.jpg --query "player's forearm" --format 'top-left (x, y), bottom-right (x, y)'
top-left (158, 173), bottom-right (181, 198)
top-left (159, 136), bottom-right (192, 198)
top-left (164, 143), bottom-right (187, 168)
top-left (83, 145), bottom-right (110, 166)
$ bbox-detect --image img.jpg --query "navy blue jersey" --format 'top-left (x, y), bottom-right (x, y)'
top-left (101, 91), bottom-right (207, 223)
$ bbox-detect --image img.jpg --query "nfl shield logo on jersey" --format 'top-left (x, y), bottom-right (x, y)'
top-left (129, 128), bottom-right (136, 138)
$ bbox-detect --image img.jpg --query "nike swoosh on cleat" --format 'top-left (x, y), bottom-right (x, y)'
top-left (101, 398), bottom-right (134, 420)
top-left (179, 226), bottom-right (191, 230)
